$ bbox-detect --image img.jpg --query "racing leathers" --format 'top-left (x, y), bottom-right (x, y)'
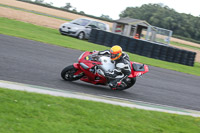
top-left (98, 50), bottom-right (131, 89)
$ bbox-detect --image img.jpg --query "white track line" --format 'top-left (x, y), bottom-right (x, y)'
top-left (0, 80), bottom-right (200, 117)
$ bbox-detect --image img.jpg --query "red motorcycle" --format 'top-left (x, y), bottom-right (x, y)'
top-left (61, 51), bottom-right (149, 90)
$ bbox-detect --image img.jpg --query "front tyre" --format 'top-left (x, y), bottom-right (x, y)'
top-left (77, 32), bottom-right (85, 40)
top-left (61, 65), bottom-right (81, 81)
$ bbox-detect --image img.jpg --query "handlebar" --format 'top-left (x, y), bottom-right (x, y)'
top-left (87, 51), bottom-right (110, 62)
top-left (89, 53), bottom-right (99, 61)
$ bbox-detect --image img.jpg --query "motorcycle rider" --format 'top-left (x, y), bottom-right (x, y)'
top-left (98, 45), bottom-right (131, 90)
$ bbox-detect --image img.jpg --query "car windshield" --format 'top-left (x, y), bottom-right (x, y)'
top-left (97, 22), bottom-right (106, 30)
top-left (71, 19), bottom-right (91, 26)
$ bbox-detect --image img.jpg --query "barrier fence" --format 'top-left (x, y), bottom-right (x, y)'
top-left (89, 29), bottom-right (196, 66)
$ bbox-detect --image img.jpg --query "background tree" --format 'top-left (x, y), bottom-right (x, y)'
top-left (120, 4), bottom-right (200, 41)
top-left (79, 11), bottom-right (85, 15)
top-left (62, 3), bottom-right (72, 10)
top-left (34, 0), bottom-right (44, 3)
top-left (72, 8), bottom-right (77, 12)
top-left (44, 2), bottom-right (53, 6)
top-left (100, 14), bottom-right (113, 20)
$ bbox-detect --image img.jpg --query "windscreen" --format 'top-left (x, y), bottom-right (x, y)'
top-left (71, 19), bottom-right (90, 26)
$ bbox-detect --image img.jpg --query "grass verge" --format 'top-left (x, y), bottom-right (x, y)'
top-left (171, 41), bottom-right (200, 51)
top-left (0, 87), bottom-right (200, 133)
top-left (0, 17), bottom-right (200, 76)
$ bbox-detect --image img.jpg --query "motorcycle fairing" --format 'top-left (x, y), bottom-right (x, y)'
top-left (132, 63), bottom-right (145, 71)
top-left (129, 62), bottom-right (149, 78)
top-left (73, 52), bottom-right (107, 85)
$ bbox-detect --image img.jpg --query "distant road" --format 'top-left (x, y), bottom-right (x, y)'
top-left (0, 34), bottom-right (200, 110)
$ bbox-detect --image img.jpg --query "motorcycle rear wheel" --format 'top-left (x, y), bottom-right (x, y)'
top-left (61, 65), bottom-right (82, 81)
top-left (116, 77), bottom-right (136, 91)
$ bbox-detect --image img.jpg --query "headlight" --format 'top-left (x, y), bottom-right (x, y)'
top-left (80, 63), bottom-right (89, 69)
top-left (60, 23), bottom-right (68, 28)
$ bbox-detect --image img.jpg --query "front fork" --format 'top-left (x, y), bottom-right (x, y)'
top-left (73, 63), bottom-right (84, 77)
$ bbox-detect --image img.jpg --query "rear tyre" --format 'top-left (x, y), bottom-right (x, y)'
top-left (77, 32), bottom-right (85, 40)
top-left (116, 77), bottom-right (136, 91)
top-left (61, 65), bottom-right (81, 81)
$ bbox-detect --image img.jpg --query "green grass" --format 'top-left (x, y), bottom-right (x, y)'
top-left (0, 17), bottom-right (200, 76)
top-left (171, 41), bottom-right (200, 51)
top-left (0, 88), bottom-right (200, 133)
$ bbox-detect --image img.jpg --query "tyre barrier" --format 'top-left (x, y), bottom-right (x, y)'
top-left (88, 29), bottom-right (98, 43)
top-left (180, 50), bottom-right (188, 65)
top-left (159, 45), bottom-right (168, 61)
top-left (88, 29), bottom-right (196, 66)
top-left (119, 36), bottom-right (130, 51)
top-left (96, 30), bottom-right (105, 45)
top-left (166, 47), bottom-right (175, 62)
top-left (151, 44), bottom-right (162, 59)
top-left (111, 33), bottom-right (121, 46)
top-left (186, 51), bottom-right (196, 66)
top-left (103, 32), bottom-right (114, 47)
top-left (173, 48), bottom-right (182, 64)
top-left (142, 41), bottom-right (154, 57)
top-left (135, 40), bottom-right (144, 55)
top-left (126, 39), bottom-right (137, 53)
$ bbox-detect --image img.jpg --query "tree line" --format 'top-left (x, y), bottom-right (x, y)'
top-left (119, 4), bottom-right (200, 43)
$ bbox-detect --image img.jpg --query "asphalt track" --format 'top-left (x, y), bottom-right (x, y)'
top-left (0, 34), bottom-right (200, 111)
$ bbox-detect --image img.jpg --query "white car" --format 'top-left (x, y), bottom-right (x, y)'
top-left (59, 18), bottom-right (110, 40)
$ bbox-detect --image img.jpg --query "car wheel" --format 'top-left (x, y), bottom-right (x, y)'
top-left (77, 32), bottom-right (85, 40)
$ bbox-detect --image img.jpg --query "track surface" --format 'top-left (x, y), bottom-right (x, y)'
top-left (0, 34), bottom-right (200, 110)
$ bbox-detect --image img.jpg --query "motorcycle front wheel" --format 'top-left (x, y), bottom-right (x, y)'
top-left (61, 65), bottom-right (83, 81)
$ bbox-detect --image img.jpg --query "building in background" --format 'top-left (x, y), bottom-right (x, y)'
top-left (112, 17), bottom-right (173, 45)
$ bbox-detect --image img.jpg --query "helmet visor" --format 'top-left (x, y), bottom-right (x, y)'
top-left (111, 53), bottom-right (119, 59)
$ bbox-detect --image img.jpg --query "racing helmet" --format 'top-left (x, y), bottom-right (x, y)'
top-left (110, 45), bottom-right (122, 60)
